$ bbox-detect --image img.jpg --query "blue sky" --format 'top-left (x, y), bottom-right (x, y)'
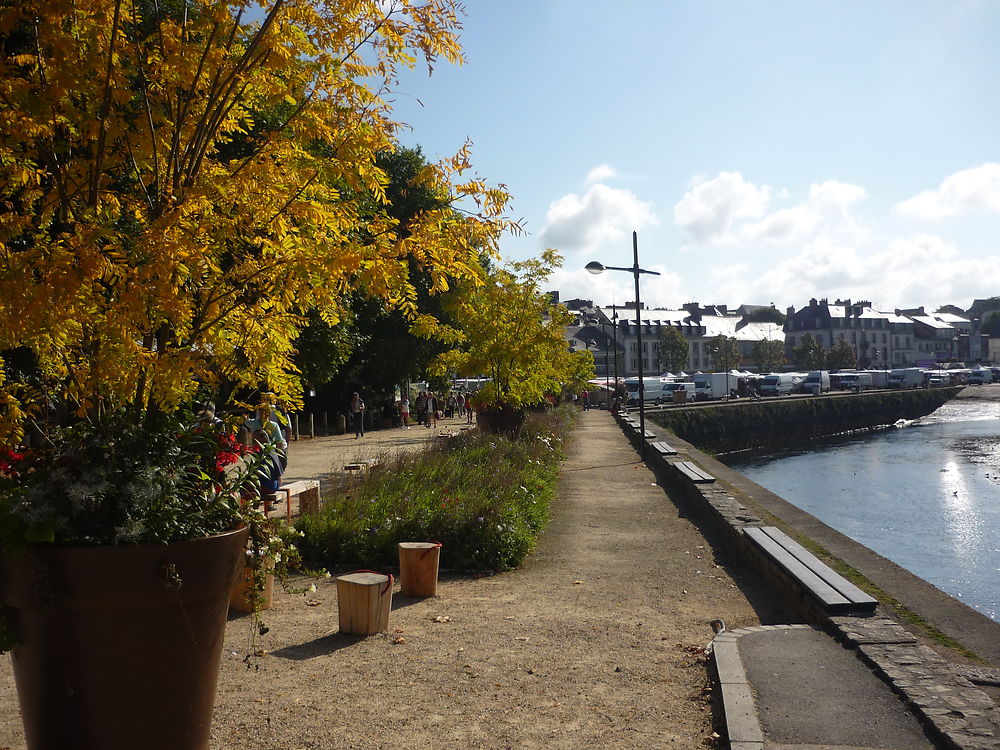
top-left (390, 0), bottom-right (1000, 313)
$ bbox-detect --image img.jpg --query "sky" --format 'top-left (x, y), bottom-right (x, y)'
top-left (389, 0), bottom-right (1000, 314)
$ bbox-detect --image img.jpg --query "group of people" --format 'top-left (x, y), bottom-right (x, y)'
top-left (348, 388), bottom-right (476, 438)
top-left (402, 390), bottom-right (474, 428)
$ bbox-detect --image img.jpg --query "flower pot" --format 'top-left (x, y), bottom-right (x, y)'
top-left (0, 526), bottom-right (248, 750)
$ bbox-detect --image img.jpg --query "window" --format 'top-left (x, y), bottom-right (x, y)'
top-left (894, 336), bottom-right (899, 347)
top-left (692, 342), bottom-right (700, 353)
top-left (788, 336), bottom-right (795, 346)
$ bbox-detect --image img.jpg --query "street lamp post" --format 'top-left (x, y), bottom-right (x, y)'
top-left (611, 303), bottom-right (619, 395)
top-left (587, 231), bottom-right (661, 459)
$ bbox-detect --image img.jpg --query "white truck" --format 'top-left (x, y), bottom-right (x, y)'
top-left (888, 368), bottom-right (924, 389)
top-left (692, 371), bottom-right (740, 400)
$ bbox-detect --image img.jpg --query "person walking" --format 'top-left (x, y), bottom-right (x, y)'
top-left (582, 389), bottom-right (590, 411)
top-left (415, 391), bottom-right (427, 427)
top-left (465, 392), bottom-right (474, 424)
top-left (399, 394), bottom-right (411, 427)
top-left (350, 392), bottom-right (366, 438)
top-left (425, 391), bottom-right (438, 428)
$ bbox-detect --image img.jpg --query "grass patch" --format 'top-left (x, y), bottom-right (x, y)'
top-left (295, 405), bottom-right (576, 572)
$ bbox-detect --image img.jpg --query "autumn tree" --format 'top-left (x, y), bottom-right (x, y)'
top-left (827, 338), bottom-right (857, 369)
top-left (432, 250), bottom-right (593, 409)
top-left (791, 333), bottom-right (827, 370)
top-left (0, 1), bottom-right (518, 441)
top-left (707, 335), bottom-right (741, 372)
top-left (657, 325), bottom-right (689, 373)
top-left (751, 339), bottom-right (786, 374)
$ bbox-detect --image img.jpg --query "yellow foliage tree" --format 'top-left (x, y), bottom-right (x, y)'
top-left (0, 0), bottom-right (516, 441)
top-left (433, 250), bottom-right (595, 410)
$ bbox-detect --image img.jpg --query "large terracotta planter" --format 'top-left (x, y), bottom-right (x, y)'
top-left (0, 526), bottom-right (249, 750)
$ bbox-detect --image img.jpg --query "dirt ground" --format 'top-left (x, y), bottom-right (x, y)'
top-left (0, 411), bottom-right (786, 749)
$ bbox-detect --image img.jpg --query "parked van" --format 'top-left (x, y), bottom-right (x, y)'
top-left (624, 377), bottom-right (669, 405)
top-left (803, 370), bottom-right (831, 394)
top-left (838, 372), bottom-right (873, 391)
top-left (889, 368), bottom-right (924, 389)
top-left (760, 372), bottom-right (803, 396)
top-left (659, 381), bottom-right (695, 404)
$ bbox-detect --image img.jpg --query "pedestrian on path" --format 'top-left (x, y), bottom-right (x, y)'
top-left (465, 393), bottom-right (474, 424)
top-left (425, 392), bottom-right (438, 428)
top-left (350, 392), bottom-right (366, 438)
top-left (400, 394), bottom-right (411, 427)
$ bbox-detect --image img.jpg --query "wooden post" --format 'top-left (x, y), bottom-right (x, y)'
top-left (309, 412), bottom-right (315, 438)
top-left (293, 413), bottom-right (300, 441)
top-left (398, 542), bottom-right (442, 597)
top-left (336, 572), bottom-right (393, 635)
top-left (322, 411), bottom-right (328, 436)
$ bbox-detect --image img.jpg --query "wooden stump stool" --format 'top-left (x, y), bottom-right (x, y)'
top-left (398, 542), bottom-right (442, 597)
top-left (336, 572), bottom-right (393, 635)
top-left (229, 556), bottom-right (274, 613)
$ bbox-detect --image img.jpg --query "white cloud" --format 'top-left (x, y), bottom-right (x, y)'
top-left (707, 233), bottom-right (1000, 311)
top-left (584, 164), bottom-right (618, 186)
top-left (672, 172), bottom-right (771, 245)
top-left (538, 183), bottom-right (658, 256)
top-left (549, 263), bottom-right (685, 310)
top-left (894, 163), bottom-right (1000, 218)
top-left (741, 180), bottom-right (868, 244)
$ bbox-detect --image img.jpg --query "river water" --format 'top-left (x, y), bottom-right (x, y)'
top-left (726, 395), bottom-right (1000, 622)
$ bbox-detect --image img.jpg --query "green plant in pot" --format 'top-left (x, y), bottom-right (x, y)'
top-left (0, 2), bottom-right (519, 747)
top-left (432, 250), bottom-right (595, 434)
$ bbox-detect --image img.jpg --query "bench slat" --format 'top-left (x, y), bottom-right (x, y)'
top-left (651, 441), bottom-right (677, 456)
top-left (673, 460), bottom-right (716, 483)
top-left (643, 430), bottom-right (657, 439)
top-left (743, 527), bottom-right (852, 610)
top-left (758, 527), bottom-right (877, 610)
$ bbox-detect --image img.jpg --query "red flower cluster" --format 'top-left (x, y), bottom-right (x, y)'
top-left (213, 433), bottom-right (253, 475)
top-left (0, 447), bottom-right (27, 478)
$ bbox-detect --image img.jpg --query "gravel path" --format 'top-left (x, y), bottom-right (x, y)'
top-left (0, 410), bottom-right (784, 749)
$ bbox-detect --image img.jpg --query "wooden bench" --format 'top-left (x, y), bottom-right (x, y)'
top-left (642, 429), bottom-right (656, 440)
top-left (650, 441), bottom-right (677, 456)
top-left (671, 460), bottom-right (716, 484)
top-left (743, 526), bottom-right (878, 615)
top-left (277, 479), bottom-right (321, 519)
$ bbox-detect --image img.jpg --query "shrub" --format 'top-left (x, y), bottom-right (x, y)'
top-left (295, 405), bottom-right (575, 572)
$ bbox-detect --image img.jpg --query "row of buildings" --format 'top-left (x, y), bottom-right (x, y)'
top-left (562, 295), bottom-right (998, 378)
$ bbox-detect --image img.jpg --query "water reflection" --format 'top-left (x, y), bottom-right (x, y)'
top-left (728, 399), bottom-right (1000, 622)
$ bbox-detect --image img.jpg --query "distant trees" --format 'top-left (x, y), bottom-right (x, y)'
top-left (826, 339), bottom-right (857, 369)
top-left (745, 307), bottom-right (787, 325)
top-left (657, 326), bottom-right (690, 373)
top-left (791, 333), bottom-right (826, 370)
top-left (708, 335), bottom-right (741, 372)
top-left (751, 340), bottom-right (786, 374)
top-left (980, 311), bottom-right (1000, 337)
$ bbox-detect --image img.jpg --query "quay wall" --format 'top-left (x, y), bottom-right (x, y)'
top-left (646, 387), bottom-right (960, 455)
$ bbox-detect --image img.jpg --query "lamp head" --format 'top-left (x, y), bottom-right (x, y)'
top-left (585, 261), bottom-right (605, 275)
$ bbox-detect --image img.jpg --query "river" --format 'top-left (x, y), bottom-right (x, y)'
top-left (725, 391), bottom-right (1000, 623)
